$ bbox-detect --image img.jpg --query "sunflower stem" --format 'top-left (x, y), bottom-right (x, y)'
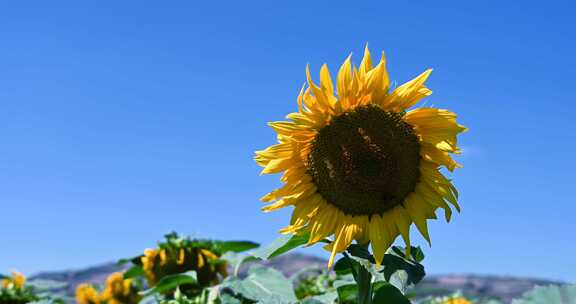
top-left (343, 248), bottom-right (373, 304)
top-left (356, 263), bottom-right (373, 304)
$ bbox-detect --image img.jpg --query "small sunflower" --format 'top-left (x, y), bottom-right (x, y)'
top-left (141, 235), bottom-right (227, 289)
top-left (75, 284), bottom-right (101, 304)
top-left (100, 272), bottom-right (141, 304)
top-left (1, 271), bottom-right (26, 289)
top-left (443, 297), bottom-right (472, 304)
top-left (255, 46), bottom-right (466, 267)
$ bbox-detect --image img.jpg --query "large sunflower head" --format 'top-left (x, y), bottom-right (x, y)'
top-left (255, 46), bottom-right (466, 267)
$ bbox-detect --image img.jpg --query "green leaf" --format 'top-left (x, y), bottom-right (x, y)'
top-left (220, 266), bottom-right (297, 303)
top-left (252, 232), bottom-right (310, 260)
top-left (123, 266), bottom-right (144, 279)
top-left (336, 284), bottom-right (357, 302)
top-left (410, 248), bottom-right (425, 263)
top-left (141, 271), bottom-right (197, 296)
top-left (346, 244), bottom-right (375, 263)
top-left (218, 292), bottom-right (244, 304)
top-left (301, 291), bottom-right (338, 304)
top-left (391, 246), bottom-right (425, 263)
top-left (512, 284), bottom-right (576, 304)
top-left (333, 257), bottom-right (361, 276)
top-left (219, 251), bottom-right (260, 277)
top-left (117, 255), bottom-right (144, 266)
top-left (381, 254), bottom-right (425, 286)
top-left (372, 284), bottom-right (411, 304)
top-left (216, 241), bottom-right (260, 253)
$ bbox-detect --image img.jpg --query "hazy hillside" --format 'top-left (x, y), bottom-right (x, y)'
top-left (29, 253), bottom-right (563, 303)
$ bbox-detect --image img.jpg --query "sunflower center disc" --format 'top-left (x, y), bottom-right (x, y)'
top-left (307, 105), bottom-right (421, 216)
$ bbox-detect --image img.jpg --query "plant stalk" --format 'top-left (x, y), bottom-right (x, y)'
top-left (343, 246), bottom-right (373, 304)
top-left (356, 260), bottom-right (373, 304)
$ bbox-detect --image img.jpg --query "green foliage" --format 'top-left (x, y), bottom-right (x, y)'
top-left (115, 233), bottom-right (261, 302)
top-left (381, 252), bottom-right (425, 286)
top-left (3, 232), bottom-right (438, 304)
top-left (372, 284), bottom-right (410, 304)
top-left (142, 271), bottom-right (198, 297)
top-left (334, 244), bottom-right (428, 303)
top-left (0, 286), bottom-right (39, 304)
top-left (293, 271), bottom-right (335, 300)
top-left (343, 244), bottom-right (426, 289)
top-left (219, 266), bottom-right (297, 304)
top-left (300, 291), bottom-right (338, 304)
top-left (252, 232), bottom-right (311, 260)
top-left (124, 265), bottom-right (146, 280)
top-left (0, 273), bottom-right (49, 304)
top-left (511, 284), bottom-right (576, 304)
top-left (159, 287), bottom-right (213, 304)
top-left (28, 299), bottom-right (66, 304)
top-left (335, 283), bottom-right (357, 303)
top-left (159, 232), bottom-right (259, 256)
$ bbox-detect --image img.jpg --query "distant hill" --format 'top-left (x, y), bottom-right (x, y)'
top-left (29, 253), bottom-right (563, 303)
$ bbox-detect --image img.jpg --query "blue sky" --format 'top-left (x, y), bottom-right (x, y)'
top-left (1, 2), bottom-right (575, 282)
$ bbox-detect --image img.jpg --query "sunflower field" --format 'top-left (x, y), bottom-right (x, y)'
top-left (2, 47), bottom-right (574, 304)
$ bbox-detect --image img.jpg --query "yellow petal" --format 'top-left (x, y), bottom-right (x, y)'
top-left (306, 64), bottom-right (332, 110)
top-left (393, 207), bottom-right (412, 257)
top-left (337, 54), bottom-right (353, 99)
top-left (353, 215), bottom-right (370, 244)
top-left (308, 202), bottom-right (339, 244)
top-left (365, 53), bottom-right (390, 105)
top-left (420, 142), bottom-right (461, 171)
top-left (261, 181), bottom-right (296, 202)
top-left (359, 44), bottom-right (373, 76)
top-left (262, 198), bottom-right (293, 212)
top-left (289, 194), bottom-right (322, 225)
top-left (328, 220), bottom-right (357, 268)
top-left (197, 251), bottom-right (205, 268)
top-left (369, 214), bottom-right (390, 266)
top-left (177, 249), bottom-right (185, 265)
top-left (159, 249), bottom-right (167, 266)
top-left (416, 183), bottom-right (452, 222)
top-left (320, 64), bottom-right (335, 101)
top-left (404, 194), bottom-right (432, 245)
top-left (386, 69), bottom-right (432, 111)
top-left (260, 157), bottom-right (298, 174)
top-left (405, 108), bottom-right (467, 152)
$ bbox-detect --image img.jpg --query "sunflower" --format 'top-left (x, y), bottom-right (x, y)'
top-left (255, 46), bottom-right (466, 267)
top-left (75, 284), bottom-right (101, 304)
top-left (141, 238), bottom-right (227, 289)
top-left (100, 272), bottom-right (141, 304)
top-left (442, 297), bottom-right (472, 304)
top-left (1, 271), bottom-right (26, 289)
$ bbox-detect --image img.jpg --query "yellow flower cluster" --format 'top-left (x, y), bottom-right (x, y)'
top-left (1, 271), bottom-right (26, 289)
top-left (141, 247), bottom-right (226, 287)
top-left (443, 296), bottom-right (472, 304)
top-left (101, 272), bottom-right (142, 304)
top-left (75, 272), bottom-right (140, 304)
top-left (75, 284), bottom-right (101, 304)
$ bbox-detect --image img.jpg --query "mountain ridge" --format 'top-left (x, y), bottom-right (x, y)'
top-left (29, 253), bottom-right (564, 303)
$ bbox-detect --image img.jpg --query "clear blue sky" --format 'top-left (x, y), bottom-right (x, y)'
top-left (1, 2), bottom-right (575, 282)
